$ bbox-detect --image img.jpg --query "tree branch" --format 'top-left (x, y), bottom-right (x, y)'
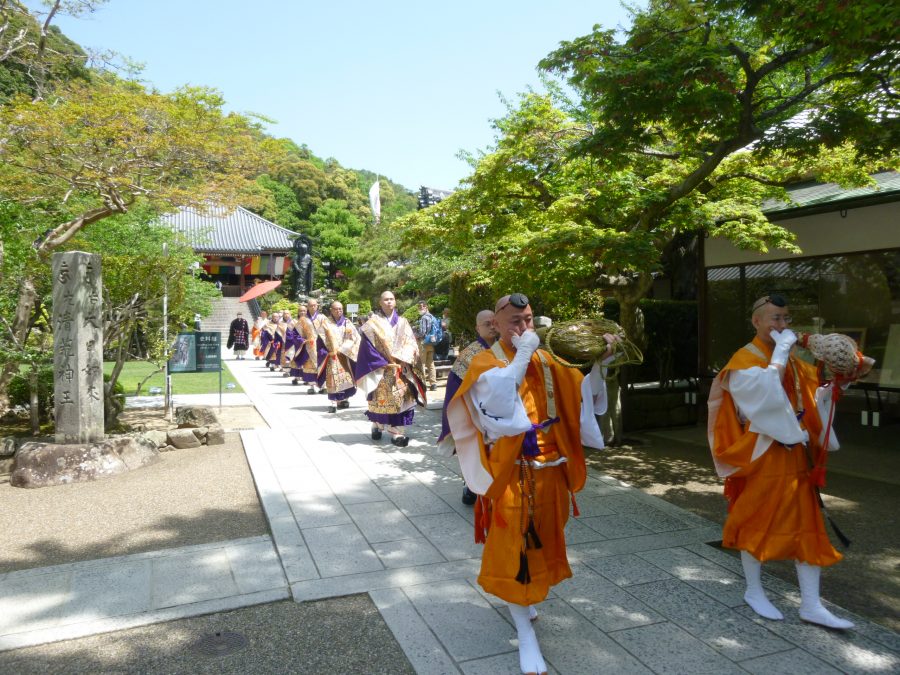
top-left (713, 172), bottom-right (797, 188)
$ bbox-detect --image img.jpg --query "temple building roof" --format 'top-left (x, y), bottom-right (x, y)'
top-left (160, 205), bottom-right (295, 255)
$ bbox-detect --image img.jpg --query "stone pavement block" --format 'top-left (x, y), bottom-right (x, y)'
top-left (302, 523), bottom-right (383, 577)
top-left (277, 466), bottom-right (332, 496)
top-left (404, 579), bottom-right (515, 662)
top-left (0, 572), bottom-right (71, 635)
top-left (435, 489), bottom-right (478, 526)
top-left (569, 526), bottom-right (724, 563)
top-left (579, 514), bottom-right (655, 539)
top-left (291, 559), bottom-right (481, 603)
top-left (369, 587), bottom-right (459, 675)
top-left (610, 621), bottom-right (747, 674)
top-left (733, 605), bottom-right (900, 674)
top-left (408, 461), bottom-right (462, 490)
top-left (537, 598), bottom-right (654, 674)
top-left (460, 652), bottom-right (560, 674)
top-left (66, 560), bottom-right (153, 621)
top-left (0, 587), bottom-right (290, 654)
top-left (579, 476), bottom-right (633, 497)
top-left (355, 458), bottom-right (408, 483)
top-left (739, 648), bottom-right (844, 675)
top-left (346, 501), bottom-right (421, 544)
top-left (279, 545), bottom-right (320, 585)
top-left (372, 537), bottom-right (446, 568)
top-left (379, 479), bottom-right (454, 517)
top-left (264, 443), bottom-right (313, 470)
top-left (600, 494), bottom-right (697, 532)
top-left (583, 553), bottom-right (673, 587)
top-left (565, 516), bottom-right (608, 544)
top-left (285, 492), bottom-right (352, 529)
top-left (627, 578), bottom-right (792, 661)
top-left (637, 547), bottom-right (746, 607)
top-left (224, 540), bottom-right (287, 594)
top-left (151, 548), bottom-right (240, 609)
top-left (571, 494), bottom-right (617, 517)
top-left (410, 512), bottom-right (483, 561)
top-left (554, 564), bottom-right (664, 633)
top-left (324, 471), bottom-right (389, 505)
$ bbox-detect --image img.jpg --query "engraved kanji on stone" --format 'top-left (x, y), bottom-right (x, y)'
top-left (83, 313), bottom-right (101, 329)
top-left (88, 288), bottom-right (100, 307)
top-left (82, 362), bottom-right (102, 379)
top-left (57, 261), bottom-right (71, 285)
top-left (83, 260), bottom-right (95, 284)
top-left (87, 384), bottom-right (101, 401)
top-left (57, 366), bottom-right (75, 382)
top-left (58, 337), bottom-right (75, 357)
top-left (59, 391), bottom-right (74, 405)
top-left (56, 308), bottom-right (74, 333)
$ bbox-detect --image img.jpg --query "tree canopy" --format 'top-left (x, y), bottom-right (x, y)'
top-left (388, 0), bottom-right (898, 335)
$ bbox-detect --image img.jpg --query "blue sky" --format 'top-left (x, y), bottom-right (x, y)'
top-left (42, 1), bottom-right (634, 192)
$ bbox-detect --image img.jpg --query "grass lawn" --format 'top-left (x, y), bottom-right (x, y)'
top-left (104, 361), bottom-right (244, 396)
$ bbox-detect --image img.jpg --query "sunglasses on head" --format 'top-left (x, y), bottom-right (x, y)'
top-left (496, 293), bottom-right (530, 313)
top-left (752, 294), bottom-right (787, 313)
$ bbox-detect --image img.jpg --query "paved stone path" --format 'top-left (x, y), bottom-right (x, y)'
top-left (2, 357), bottom-right (898, 673)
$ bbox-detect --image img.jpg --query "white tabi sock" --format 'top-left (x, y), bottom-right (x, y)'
top-left (741, 551), bottom-right (783, 620)
top-left (796, 562), bottom-right (854, 629)
top-left (508, 603), bottom-right (547, 675)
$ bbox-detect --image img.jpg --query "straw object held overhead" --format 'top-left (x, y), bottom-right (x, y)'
top-left (544, 318), bottom-right (643, 373)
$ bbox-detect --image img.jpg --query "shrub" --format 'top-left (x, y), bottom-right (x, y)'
top-left (8, 370), bottom-right (125, 422)
top-left (449, 273), bottom-right (494, 345)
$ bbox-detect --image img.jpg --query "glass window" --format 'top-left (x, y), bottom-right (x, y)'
top-left (706, 249), bottom-right (900, 388)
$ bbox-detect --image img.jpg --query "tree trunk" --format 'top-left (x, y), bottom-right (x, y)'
top-left (604, 272), bottom-right (655, 445)
top-left (0, 276), bottom-right (38, 411)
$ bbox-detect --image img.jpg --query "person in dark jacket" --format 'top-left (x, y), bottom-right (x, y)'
top-left (227, 312), bottom-right (250, 360)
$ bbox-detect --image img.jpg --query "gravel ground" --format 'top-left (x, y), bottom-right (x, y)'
top-left (587, 433), bottom-right (900, 632)
top-left (0, 595), bottom-right (415, 675)
top-left (0, 432), bottom-right (268, 573)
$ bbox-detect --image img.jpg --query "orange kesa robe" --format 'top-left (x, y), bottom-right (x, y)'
top-left (709, 336), bottom-right (840, 566)
top-left (449, 343), bottom-right (589, 605)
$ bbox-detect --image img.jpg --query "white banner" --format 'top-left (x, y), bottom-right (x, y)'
top-left (369, 180), bottom-right (381, 223)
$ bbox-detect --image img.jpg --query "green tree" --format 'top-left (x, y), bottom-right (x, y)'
top-left (304, 199), bottom-right (365, 290)
top-left (391, 1), bottom-right (897, 441)
top-left (0, 77), bottom-right (276, 406)
top-left (0, 0), bottom-right (95, 101)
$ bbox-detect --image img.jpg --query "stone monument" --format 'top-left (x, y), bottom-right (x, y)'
top-left (52, 251), bottom-right (105, 443)
top-left (9, 251), bottom-right (160, 488)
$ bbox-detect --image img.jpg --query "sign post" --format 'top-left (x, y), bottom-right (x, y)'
top-left (168, 331), bottom-right (223, 411)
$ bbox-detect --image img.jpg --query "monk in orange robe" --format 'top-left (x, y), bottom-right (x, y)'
top-left (446, 293), bottom-right (616, 675)
top-left (708, 294), bottom-right (858, 630)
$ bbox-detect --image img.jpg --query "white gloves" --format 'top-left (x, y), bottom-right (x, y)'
top-left (770, 329), bottom-right (797, 368)
top-left (509, 331), bottom-right (540, 386)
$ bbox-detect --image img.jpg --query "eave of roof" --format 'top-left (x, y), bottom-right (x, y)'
top-left (763, 171), bottom-right (900, 221)
top-left (159, 205), bottom-right (296, 254)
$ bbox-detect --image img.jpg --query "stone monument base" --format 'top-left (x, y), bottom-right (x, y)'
top-left (10, 436), bottom-right (161, 489)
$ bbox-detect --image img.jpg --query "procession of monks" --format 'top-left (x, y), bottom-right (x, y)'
top-left (251, 291), bottom-right (425, 445)
top-left (243, 290), bottom-right (862, 675)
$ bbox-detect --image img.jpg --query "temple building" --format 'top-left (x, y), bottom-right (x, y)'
top-left (160, 205), bottom-right (295, 297)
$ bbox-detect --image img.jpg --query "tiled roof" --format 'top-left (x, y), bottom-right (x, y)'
top-left (160, 205), bottom-right (295, 254)
top-left (763, 171), bottom-right (900, 216)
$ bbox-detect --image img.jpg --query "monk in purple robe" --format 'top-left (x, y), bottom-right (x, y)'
top-left (355, 291), bottom-right (425, 447)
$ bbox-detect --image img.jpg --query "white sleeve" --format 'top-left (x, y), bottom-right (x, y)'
top-left (468, 365), bottom-right (533, 442)
top-left (727, 366), bottom-right (806, 445)
top-left (580, 362), bottom-right (606, 449)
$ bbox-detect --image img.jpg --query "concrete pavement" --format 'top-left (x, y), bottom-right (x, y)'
top-left (2, 356), bottom-right (898, 673)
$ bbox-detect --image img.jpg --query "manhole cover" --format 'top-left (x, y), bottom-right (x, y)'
top-left (192, 631), bottom-right (248, 657)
